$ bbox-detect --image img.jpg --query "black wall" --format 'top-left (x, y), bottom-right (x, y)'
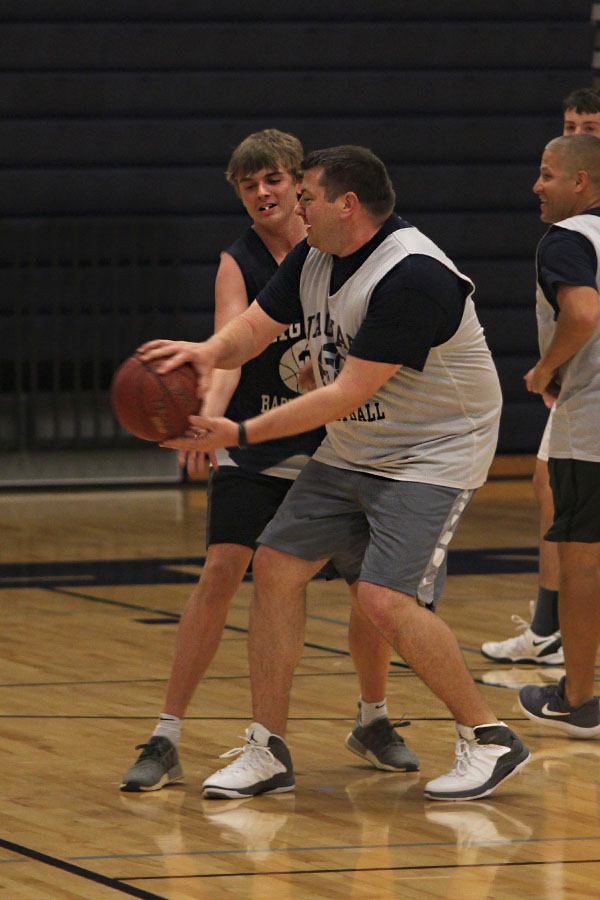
top-left (1, 1), bottom-right (595, 452)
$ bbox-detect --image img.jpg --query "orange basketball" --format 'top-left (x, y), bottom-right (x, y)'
top-left (110, 355), bottom-right (199, 442)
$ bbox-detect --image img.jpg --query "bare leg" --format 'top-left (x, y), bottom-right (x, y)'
top-left (249, 546), bottom-right (325, 736)
top-left (163, 543), bottom-right (253, 717)
top-left (558, 541), bottom-right (600, 707)
top-left (533, 458), bottom-right (560, 592)
top-left (347, 582), bottom-right (392, 702)
top-left (357, 582), bottom-right (496, 726)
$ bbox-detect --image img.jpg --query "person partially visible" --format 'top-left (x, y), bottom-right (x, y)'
top-left (120, 131), bottom-right (414, 793)
top-left (518, 133), bottom-right (600, 736)
top-left (482, 86), bottom-right (600, 666)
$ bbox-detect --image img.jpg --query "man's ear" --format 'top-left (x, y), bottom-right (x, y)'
top-left (339, 191), bottom-right (359, 216)
top-left (574, 168), bottom-right (589, 193)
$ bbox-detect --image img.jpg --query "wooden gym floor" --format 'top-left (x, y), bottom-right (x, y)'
top-left (1, 456), bottom-right (599, 899)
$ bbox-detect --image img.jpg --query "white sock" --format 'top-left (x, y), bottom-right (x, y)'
top-left (359, 697), bottom-right (388, 726)
top-left (152, 713), bottom-right (182, 746)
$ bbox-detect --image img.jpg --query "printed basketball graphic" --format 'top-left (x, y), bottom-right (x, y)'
top-left (279, 340), bottom-right (311, 394)
top-left (317, 342), bottom-right (342, 384)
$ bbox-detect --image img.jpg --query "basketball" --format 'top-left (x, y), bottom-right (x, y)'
top-left (110, 355), bottom-right (199, 442)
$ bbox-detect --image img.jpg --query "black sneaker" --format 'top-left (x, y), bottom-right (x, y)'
top-left (345, 707), bottom-right (419, 771)
top-left (202, 723), bottom-right (295, 799)
top-left (120, 736), bottom-right (183, 792)
top-left (519, 676), bottom-right (600, 737)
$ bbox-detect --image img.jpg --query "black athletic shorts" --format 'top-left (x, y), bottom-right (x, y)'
top-left (206, 465), bottom-right (339, 580)
top-left (546, 457), bottom-right (600, 543)
top-left (206, 465), bottom-right (293, 549)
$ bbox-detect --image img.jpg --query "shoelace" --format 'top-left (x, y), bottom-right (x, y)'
top-left (372, 719), bottom-right (410, 743)
top-left (509, 614), bottom-right (530, 634)
top-left (450, 737), bottom-right (506, 778)
top-left (508, 600), bottom-right (536, 637)
top-left (450, 738), bottom-right (476, 776)
top-left (216, 740), bottom-right (277, 774)
top-left (134, 741), bottom-right (163, 759)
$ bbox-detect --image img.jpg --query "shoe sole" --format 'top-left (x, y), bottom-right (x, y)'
top-left (120, 767), bottom-right (184, 792)
top-left (345, 734), bottom-right (419, 772)
top-left (423, 752), bottom-right (531, 802)
top-left (202, 782), bottom-right (295, 799)
top-left (481, 649), bottom-right (564, 666)
top-left (518, 698), bottom-right (600, 738)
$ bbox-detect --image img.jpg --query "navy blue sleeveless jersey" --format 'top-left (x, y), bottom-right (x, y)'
top-left (223, 228), bottom-right (325, 471)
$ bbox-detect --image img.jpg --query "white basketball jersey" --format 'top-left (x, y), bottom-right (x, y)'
top-left (299, 226), bottom-right (502, 489)
top-left (536, 213), bottom-right (600, 462)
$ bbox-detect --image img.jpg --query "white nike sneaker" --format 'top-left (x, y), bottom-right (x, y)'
top-left (481, 615), bottom-right (563, 666)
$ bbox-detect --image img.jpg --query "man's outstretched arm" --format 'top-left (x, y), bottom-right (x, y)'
top-left (162, 355), bottom-right (401, 452)
top-left (137, 300), bottom-right (290, 397)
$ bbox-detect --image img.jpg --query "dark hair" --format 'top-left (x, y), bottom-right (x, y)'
top-left (562, 87), bottom-right (600, 114)
top-left (226, 129), bottom-right (304, 195)
top-left (301, 145), bottom-right (396, 220)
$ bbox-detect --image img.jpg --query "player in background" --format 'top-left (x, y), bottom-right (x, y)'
top-left (518, 133), bottom-right (600, 735)
top-left (482, 87), bottom-right (600, 666)
top-left (120, 130), bottom-right (417, 792)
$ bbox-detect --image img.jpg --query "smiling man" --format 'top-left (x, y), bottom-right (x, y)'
top-left (482, 88), bottom-right (600, 669)
top-left (140, 145), bottom-right (530, 802)
top-left (518, 134), bottom-right (600, 735)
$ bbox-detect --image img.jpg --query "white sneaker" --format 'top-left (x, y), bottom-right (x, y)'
top-left (481, 614), bottom-right (563, 666)
top-left (202, 723), bottom-right (295, 799)
top-left (424, 722), bottom-right (530, 801)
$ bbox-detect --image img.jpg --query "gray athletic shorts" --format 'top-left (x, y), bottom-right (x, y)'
top-left (257, 459), bottom-right (473, 608)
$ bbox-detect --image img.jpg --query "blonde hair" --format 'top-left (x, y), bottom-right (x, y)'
top-left (226, 129), bottom-right (304, 196)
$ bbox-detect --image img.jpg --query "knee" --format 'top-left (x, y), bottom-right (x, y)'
top-left (357, 583), bottom-right (414, 633)
top-left (253, 546), bottom-right (285, 594)
top-left (253, 546), bottom-right (312, 598)
top-left (194, 549), bottom-right (249, 608)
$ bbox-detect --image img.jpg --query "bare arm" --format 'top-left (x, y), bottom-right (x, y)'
top-left (162, 355), bottom-right (401, 452)
top-left (201, 253), bottom-right (250, 417)
top-left (180, 253), bottom-right (247, 474)
top-left (525, 284), bottom-right (599, 396)
top-left (137, 257), bottom-right (290, 409)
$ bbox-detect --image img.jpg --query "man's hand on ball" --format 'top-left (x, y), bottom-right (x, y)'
top-left (161, 415), bottom-right (239, 452)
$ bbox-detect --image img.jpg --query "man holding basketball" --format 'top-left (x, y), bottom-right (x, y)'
top-left (120, 131), bottom-right (417, 792)
top-left (139, 145), bottom-right (530, 802)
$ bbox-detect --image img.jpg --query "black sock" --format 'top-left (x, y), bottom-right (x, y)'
top-left (530, 587), bottom-right (559, 636)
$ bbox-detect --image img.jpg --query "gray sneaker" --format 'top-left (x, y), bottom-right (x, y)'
top-left (345, 709), bottom-right (419, 771)
top-left (519, 676), bottom-right (600, 738)
top-left (120, 735), bottom-right (184, 792)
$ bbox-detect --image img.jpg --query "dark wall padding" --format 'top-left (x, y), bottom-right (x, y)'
top-left (0, 1), bottom-right (595, 452)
